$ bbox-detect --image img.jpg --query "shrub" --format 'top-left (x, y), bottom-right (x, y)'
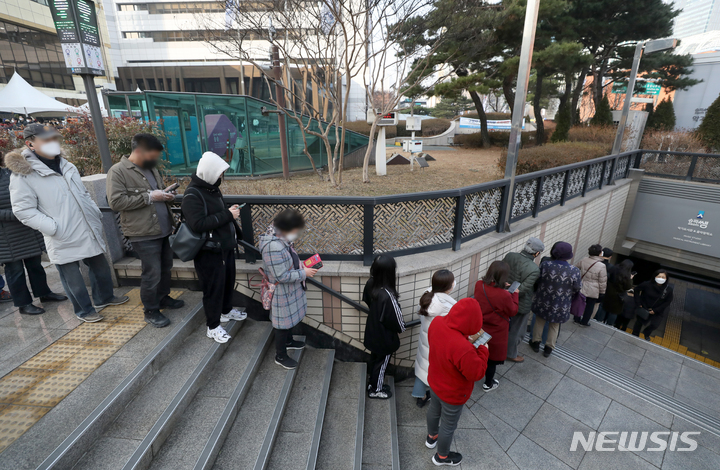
top-left (697, 92), bottom-right (720, 152)
top-left (455, 130), bottom-right (537, 148)
top-left (640, 129), bottom-right (706, 153)
top-left (419, 118), bottom-right (452, 136)
top-left (567, 126), bottom-right (615, 153)
top-left (463, 112), bottom-right (511, 121)
top-left (60, 114), bottom-right (166, 176)
top-left (550, 101), bottom-right (571, 143)
top-left (591, 95), bottom-right (614, 126)
top-left (646, 98), bottom-right (676, 131)
top-left (497, 142), bottom-right (609, 175)
top-left (0, 128), bottom-right (24, 158)
top-left (344, 120), bottom-right (397, 138)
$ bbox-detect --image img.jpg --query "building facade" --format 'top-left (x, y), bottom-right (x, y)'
top-left (0, 0), bottom-right (115, 106)
top-left (669, 0), bottom-right (720, 38)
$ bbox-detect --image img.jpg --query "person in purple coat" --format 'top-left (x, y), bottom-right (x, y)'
top-left (529, 242), bottom-right (581, 357)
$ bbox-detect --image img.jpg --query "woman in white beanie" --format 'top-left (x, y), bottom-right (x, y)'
top-left (181, 152), bottom-right (247, 343)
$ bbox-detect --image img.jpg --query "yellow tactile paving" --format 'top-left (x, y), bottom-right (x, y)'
top-left (0, 288), bottom-right (184, 453)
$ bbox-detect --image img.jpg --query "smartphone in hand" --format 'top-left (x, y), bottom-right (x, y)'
top-left (303, 254), bottom-right (323, 269)
top-left (165, 182), bottom-right (180, 192)
top-left (508, 281), bottom-right (521, 293)
top-left (470, 330), bottom-right (492, 348)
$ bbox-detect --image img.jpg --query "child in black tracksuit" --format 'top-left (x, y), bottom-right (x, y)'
top-left (363, 255), bottom-right (406, 399)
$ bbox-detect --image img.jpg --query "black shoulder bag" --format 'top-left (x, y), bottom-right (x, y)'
top-left (169, 188), bottom-right (208, 262)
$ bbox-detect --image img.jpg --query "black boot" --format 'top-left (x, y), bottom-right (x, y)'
top-left (159, 296), bottom-right (185, 309)
top-left (543, 345), bottom-right (553, 357)
top-left (530, 341), bottom-right (541, 353)
top-left (145, 309), bottom-right (171, 328)
top-left (40, 292), bottom-right (68, 302)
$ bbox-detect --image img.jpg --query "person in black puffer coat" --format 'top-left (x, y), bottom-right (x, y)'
top-left (0, 154), bottom-right (67, 314)
top-left (632, 269), bottom-right (674, 340)
top-left (181, 152), bottom-right (246, 344)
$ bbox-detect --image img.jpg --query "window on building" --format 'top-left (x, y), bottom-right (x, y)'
top-left (30, 0), bottom-right (49, 5)
top-left (0, 20), bottom-right (75, 90)
top-left (117, 2), bottom-right (226, 14)
top-left (122, 29), bottom-right (268, 42)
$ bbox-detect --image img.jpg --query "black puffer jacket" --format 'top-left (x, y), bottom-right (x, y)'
top-left (0, 167), bottom-right (45, 263)
top-left (180, 174), bottom-right (239, 251)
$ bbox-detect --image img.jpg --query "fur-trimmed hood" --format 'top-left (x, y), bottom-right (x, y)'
top-left (4, 147), bottom-right (68, 176)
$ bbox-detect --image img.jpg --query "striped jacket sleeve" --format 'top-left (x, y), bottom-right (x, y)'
top-left (381, 289), bottom-right (406, 333)
top-left (262, 240), bottom-right (306, 284)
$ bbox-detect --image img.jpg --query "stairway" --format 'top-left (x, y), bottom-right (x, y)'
top-left (31, 301), bottom-right (401, 470)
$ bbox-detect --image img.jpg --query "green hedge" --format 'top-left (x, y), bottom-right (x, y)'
top-left (454, 130), bottom-right (537, 148)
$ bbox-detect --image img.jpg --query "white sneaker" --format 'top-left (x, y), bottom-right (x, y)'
top-left (220, 308), bottom-right (247, 323)
top-left (207, 325), bottom-right (231, 343)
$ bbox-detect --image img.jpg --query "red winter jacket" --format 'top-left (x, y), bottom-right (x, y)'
top-left (474, 281), bottom-right (519, 362)
top-left (427, 298), bottom-right (490, 405)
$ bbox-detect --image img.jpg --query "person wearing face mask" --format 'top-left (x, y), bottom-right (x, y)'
top-left (413, 269), bottom-right (456, 408)
top-left (632, 269), bottom-right (674, 340)
top-left (474, 261), bottom-right (519, 392)
top-left (181, 152), bottom-right (247, 344)
top-left (503, 237), bottom-right (544, 363)
top-left (6, 124), bottom-right (128, 323)
top-left (107, 134), bottom-right (185, 328)
top-left (259, 208), bottom-right (317, 370)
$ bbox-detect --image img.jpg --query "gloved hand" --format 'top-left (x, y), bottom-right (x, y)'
top-left (149, 190), bottom-right (175, 202)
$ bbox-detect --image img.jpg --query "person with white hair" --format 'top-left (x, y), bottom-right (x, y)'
top-left (181, 152), bottom-right (247, 343)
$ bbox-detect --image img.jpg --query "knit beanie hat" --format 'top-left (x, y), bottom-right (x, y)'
top-left (550, 241), bottom-right (573, 261)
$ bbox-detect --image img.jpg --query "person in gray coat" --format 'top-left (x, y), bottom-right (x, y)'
top-left (6, 124), bottom-right (128, 322)
top-left (503, 237), bottom-right (544, 363)
top-left (1, 152), bottom-right (67, 315)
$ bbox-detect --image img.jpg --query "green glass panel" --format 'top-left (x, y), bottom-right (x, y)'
top-left (245, 99), bottom-right (283, 175)
top-left (145, 92), bottom-right (201, 172)
top-left (194, 94), bottom-right (251, 176)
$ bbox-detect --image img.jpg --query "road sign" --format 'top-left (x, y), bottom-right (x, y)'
top-left (611, 81), bottom-right (661, 96)
top-left (49, 0), bottom-right (105, 75)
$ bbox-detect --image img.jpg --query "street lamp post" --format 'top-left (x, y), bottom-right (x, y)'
top-left (611, 38), bottom-right (677, 155)
top-left (501, 0), bottom-right (541, 232)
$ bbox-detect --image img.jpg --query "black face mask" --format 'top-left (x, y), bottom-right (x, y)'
top-left (141, 159), bottom-right (158, 170)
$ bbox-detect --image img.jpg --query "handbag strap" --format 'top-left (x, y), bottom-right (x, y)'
top-left (482, 283), bottom-right (507, 321)
top-left (581, 261), bottom-right (602, 281)
top-left (181, 187), bottom-right (209, 235)
top-left (649, 284), bottom-right (669, 308)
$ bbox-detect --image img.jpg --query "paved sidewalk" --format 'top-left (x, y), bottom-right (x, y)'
top-left (395, 320), bottom-right (720, 469)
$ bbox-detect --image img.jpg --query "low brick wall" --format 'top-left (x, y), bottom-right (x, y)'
top-left (115, 179), bottom-right (631, 368)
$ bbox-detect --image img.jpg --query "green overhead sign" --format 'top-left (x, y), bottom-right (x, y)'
top-left (48, 0), bottom-right (105, 76)
top-left (611, 82), bottom-right (661, 96)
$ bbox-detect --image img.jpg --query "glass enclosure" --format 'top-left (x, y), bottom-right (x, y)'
top-left (106, 91), bottom-right (369, 177)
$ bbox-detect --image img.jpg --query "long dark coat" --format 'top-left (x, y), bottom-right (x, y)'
top-left (0, 167), bottom-right (45, 264)
top-left (531, 260), bottom-right (582, 324)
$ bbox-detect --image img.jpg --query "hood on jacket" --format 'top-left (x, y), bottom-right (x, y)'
top-left (258, 228), bottom-right (283, 253)
top-left (4, 147), bottom-right (67, 176)
top-left (443, 298), bottom-right (483, 336)
top-left (196, 151), bottom-right (229, 186)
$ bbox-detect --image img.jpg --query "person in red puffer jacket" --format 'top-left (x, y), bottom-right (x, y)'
top-left (426, 298), bottom-right (489, 466)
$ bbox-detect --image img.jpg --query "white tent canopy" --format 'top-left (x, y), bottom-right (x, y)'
top-left (0, 72), bottom-right (79, 116)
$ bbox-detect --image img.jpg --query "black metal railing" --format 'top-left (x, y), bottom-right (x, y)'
top-left (632, 150), bottom-right (720, 184)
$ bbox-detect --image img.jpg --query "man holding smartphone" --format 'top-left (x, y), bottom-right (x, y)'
top-left (107, 134), bottom-right (184, 328)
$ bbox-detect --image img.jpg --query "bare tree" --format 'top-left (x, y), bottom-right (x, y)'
top-left (195, 0), bottom-right (447, 186)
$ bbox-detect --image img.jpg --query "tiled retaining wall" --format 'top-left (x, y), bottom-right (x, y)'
top-left (115, 179), bottom-right (632, 368)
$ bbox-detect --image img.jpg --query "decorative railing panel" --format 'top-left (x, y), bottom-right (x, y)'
top-left (511, 179), bottom-right (538, 219)
top-left (540, 172), bottom-right (565, 207)
top-left (251, 204), bottom-right (364, 255)
top-left (587, 162), bottom-right (604, 189)
top-left (567, 167), bottom-right (586, 198)
top-left (462, 188), bottom-right (503, 238)
top-left (614, 155), bottom-right (630, 180)
top-left (373, 198), bottom-right (455, 253)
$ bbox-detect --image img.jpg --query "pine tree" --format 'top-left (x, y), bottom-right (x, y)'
top-left (591, 94), bottom-right (614, 126)
top-left (697, 92), bottom-right (720, 151)
top-left (647, 98), bottom-right (676, 131)
top-left (551, 101), bottom-right (572, 142)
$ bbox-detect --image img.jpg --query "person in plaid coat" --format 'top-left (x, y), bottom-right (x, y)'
top-left (259, 209), bottom-right (318, 370)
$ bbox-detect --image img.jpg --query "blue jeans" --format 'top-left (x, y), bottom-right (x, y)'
top-left (55, 254), bottom-right (115, 318)
top-left (412, 377), bottom-right (429, 398)
top-left (530, 314), bottom-right (549, 344)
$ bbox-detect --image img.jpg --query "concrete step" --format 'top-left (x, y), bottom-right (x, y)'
top-left (267, 348), bottom-right (334, 470)
top-left (149, 320), bottom-right (273, 470)
top-left (316, 361), bottom-right (366, 470)
top-left (361, 377), bottom-right (400, 470)
top-left (71, 321), bottom-right (239, 470)
top-left (211, 340), bottom-right (303, 470)
top-left (32, 299), bottom-right (204, 470)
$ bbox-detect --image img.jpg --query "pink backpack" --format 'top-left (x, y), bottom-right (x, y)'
top-left (253, 267), bottom-right (277, 311)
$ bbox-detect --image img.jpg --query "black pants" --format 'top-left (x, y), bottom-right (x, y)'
top-left (632, 314), bottom-right (663, 338)
top-left (194, 248), bottom-right (236, 329)
top-left (368, 352), bottom-right (391, 393)
top-left (275, 328), bottom-right (294, 359)
top-left (615, 316), bottom-right (632, 331)
top-left (484, 360), bottom-right (503, 386)
top-left (132, 236), bottom-right (174, 311)
top-left (576, 297), bottom-right (598, 325)
top-left (3, 255), bottom-right (52, 307)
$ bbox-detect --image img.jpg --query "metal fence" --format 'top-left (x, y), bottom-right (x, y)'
top-left (111, 149), bottom-right (720, 266)
top-left (213, 151), bottom-right (636, 266)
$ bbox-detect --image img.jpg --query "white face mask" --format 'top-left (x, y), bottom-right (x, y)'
top-left (450, 280), bottom-right (456, 292)
top-left (655, 277), bottom-right (667, 285)
top-left (37, 141), bottom-right (61, 157)
top-left (286, 232), bottom-right (298, 242)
